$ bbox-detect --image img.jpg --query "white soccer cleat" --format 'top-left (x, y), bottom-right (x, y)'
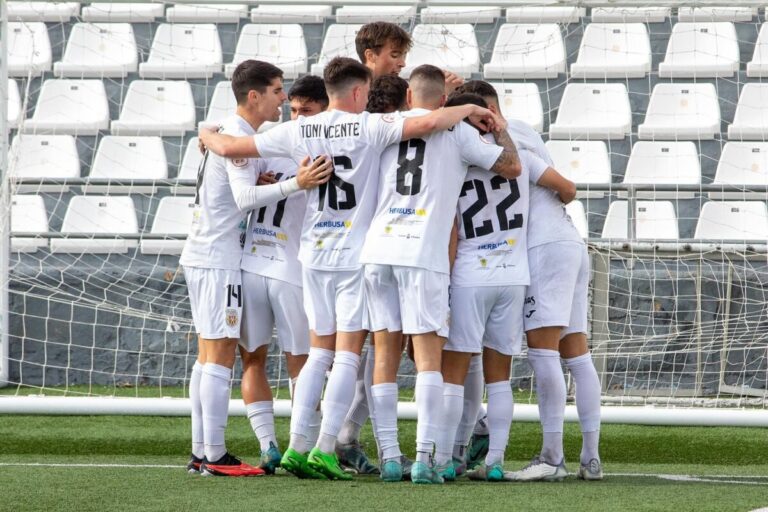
top-left (504, 456), bottom-right (568, 482)
top-left (577, 458), bottom-right (603, 481)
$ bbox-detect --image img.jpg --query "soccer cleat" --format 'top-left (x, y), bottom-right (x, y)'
top-left (336, 442), bottom-right (380, 475)
top-left (401, 455), bottom-right (414, 480)
top-left (380, 458), bottom-right (403, 482)
top-left (200, 452), bottom-right (265, 477)
top-left (467, 463), bottom-right (505, 482)
top-left (281, 448), bottom-right (327, 480)
top-left (411, 461), bottom-right (445, 485)
top-left (504, 456), bottom-right (568, 482)
top-left (259, 442), bottom-right (282, 475)
top-left (186, 454), bottom-right (203, 474)
top-left (452, 457), bottom-right (467, 477)
top-left (307, 447), bottom-right (353, 481)
top-left (435, 461), bottom-right (456, 482)
top-left (466, 434), bottom-right (490, 470)
top-left (577, 458), bottom-right (603, 481)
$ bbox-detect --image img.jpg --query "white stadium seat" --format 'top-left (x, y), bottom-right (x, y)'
top-left (8, 80), bottom-right (21, 130)
top-left (139, 24), bottom-right (222, 79)
top-left (54, 23), bottom-right (137, 78)
top-left (335, 5), bottom-right (416, 24)
top-left (602, 201), bottom-right (679, 240)
top-left (545, 141), bottom-right (611, 195)
top-left (111, 80), bottom-right (196, 136)
top-left (178, 137), bottom-right (203, 182)
top-left (747, 24), bottom-right (768, 77)
top-left (402, 24), bottom-right (479, 79)
top-left (590, 7), bottom-right (670, 23)
top-left (81, 3), bottom-right (163, 22)
top-left (565, 200), bottom-right (589, 239)
top-left (658, 23), bottom-right (739, 78)
top-left (52, 196), bottom-right (139, 254)
top-left (728, 84), bottom-right (768, 140)
top-left (165, 4), bottom-right (247, 23)
top-left (226, 24), bottom-right (307, 79)
top-left (10, 195), bottom-right (49, 253)
top-left (712, 142), bottom-right (768, 199)
top-left (624, 142), bottom-right (701, 198)
top-left (549, 83), bottom-right (632, 140)
top-left (251, 4), bottom-right (331, 23)
top-left (484, 24), bottom-right (565, 79)
top-left (491, 82), bottom-right (544, 132)
top-left (695, 201), bottom-right (768, 240)
top-left (140, 197), bottom-right (197, 255)
top-left (23, 79), bottom-right (109, 135)
top-left (505, 6), bottom-right (584, 24)
top-left (8, 134), bottom-right (80, 192)
top-left (7, 22), bottom-right (52, 77)
top-left (678, 6), bottom-right (756, 22)
top-left (638, 84), bottom-right (720, 140)
top-left (206, 81), bottom-right (236, 123)
top-left (7, 2), bottom-right (79, 22)
top-left (88, 136), bottom-right (167, 193)
top-left (570, 23), bottom-right (651, 79)
top-left (310, 24), bottom-right (362, 75)
top-left (420, 6), bottom-right (501, 24)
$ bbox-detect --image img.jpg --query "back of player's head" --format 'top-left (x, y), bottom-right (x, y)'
top-left (323, 57), bottom-right (373, 96)
top-left (408, 64), bottom-right (446, 103)
top-left (355, 21), bottom-right (412, 63)
top-left (445, 92), bottom-right (488, 109)
top-left (231, 60), bottom-right (284, 105)
top-left (289, 75), bottom-right (329, 108)
top-left (366, 75), bottom-right (409, 114)
top-left (453, 80), bottom-right (499, 108)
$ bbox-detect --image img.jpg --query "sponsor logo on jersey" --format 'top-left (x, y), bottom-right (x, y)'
top-left (225, 308), bottom-right (239, 327)
top-left (524, 296), bottom-right (536, 306)
top-left (382, 114), bottom-right (396, 123)
top-left (231, 157), bottom-right (248, 168)
top-left (480, 258), bottom-right (487, 267)
top-left (525, 309), bottom-right (536, 318)
top-left (384, 226), bottom-right (392, 234)
top-left (313, 220), bottom-right (351, 229)
top-left (388, 207), bottom-right (428, 216)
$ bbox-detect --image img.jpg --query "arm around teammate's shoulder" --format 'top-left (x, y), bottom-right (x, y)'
top-left (401, 104), bottom-right (495, 140)
top-left (488, 114), bottom-right (522, 179)
top-left (537, 168), bottom-right (577, 204)
top-left (199, 127), bottom-right (260, 159)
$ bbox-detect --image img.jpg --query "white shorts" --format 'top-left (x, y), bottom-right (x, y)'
top-left (364, 264), bottom-right (450, 338)
top-left (302, 267), bottom-right (367, 335)
top-left (183, 266), bottom-right (242, 340)
top-left (445, 285), bottom-right (526, 356)
top-left (523, 241), bottom-right (589, 337)
top-left (240, 271), bottom-right (310, 355)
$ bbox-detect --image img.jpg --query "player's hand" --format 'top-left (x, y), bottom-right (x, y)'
top-left (467, 105), bottom-right (496, 133)
top-left (296, 155), bottom-right (333, 190)
top-left (257, 172), bottom-right (277, 185)
top-left (444, 71), bottom-right (464, 94)
top-left (487, 110), bottom-right (508, 134)
top-left (197, 125), bottom-right (219, 154)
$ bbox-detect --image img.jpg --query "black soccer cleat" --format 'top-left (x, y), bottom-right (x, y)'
top-left (187, 454), bottom-right (203, 474)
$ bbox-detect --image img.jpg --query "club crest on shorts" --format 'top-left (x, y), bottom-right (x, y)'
top-left (225, 308), bottom-right (239, 327)
top-left (231, 157), bottom-right (248, 168)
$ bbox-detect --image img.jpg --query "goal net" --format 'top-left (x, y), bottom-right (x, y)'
top-left (1, 0), bottom-right (767, 423)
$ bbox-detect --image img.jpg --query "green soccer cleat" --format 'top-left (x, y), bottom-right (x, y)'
top-left (452, 457), bottom-right (467, 478)
top-left (336, 442), bottom-right (380, 475)
top-left (280, 448), bottom-right (327, 480)
top-left (435, 461), bottom-right (456, 482)
top-left (379, 458), bottom-right (403, 482)
top-left (307, 447), bottom-right (353, 481)
top-left (466, 434), bottom-right (490, 470)
top-left (468, 463), bottom-right (505, 482)
top-left (411, 461), bottom-right (445, 485)
top-left (259, 442), bottom-right (282, 475)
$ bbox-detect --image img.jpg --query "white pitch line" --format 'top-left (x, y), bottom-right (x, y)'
top-left (0, 463), bottom-right (182, 468)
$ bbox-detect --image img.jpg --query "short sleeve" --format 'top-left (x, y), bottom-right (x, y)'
top-left (457, 122), bottom-right (504, 170)
top-left (253, 121), bottom-right (299, 160)
top-left (365, 112), bottom-right (405, 150)
top-left (520, 149), bottom-right (550, 184)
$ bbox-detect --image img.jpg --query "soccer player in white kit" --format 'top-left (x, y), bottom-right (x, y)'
top-left (359, 66), bottom-right (522, 484)
top-left (180, 60), bottom-right (332, 477)
top-left (198, 57), bottom-right (502, 481)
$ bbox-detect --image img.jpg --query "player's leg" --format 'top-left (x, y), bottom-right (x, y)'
top-left (187, 337), bottom-right (206, 473)
top-left (434, 350), bottom-right (472, 480)
top-left (461, 356), bottom-right (487, 470)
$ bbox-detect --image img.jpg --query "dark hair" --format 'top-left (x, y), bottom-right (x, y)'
top-left (366, 75), bottom-right (408, 113)
top-left (409, 64), bottom-right (445, 84)
top-left (355, 21), bottom-right (412, 63)
top-left (289, 75), bottom-right (329, 108)
top-left (453, 80), bottom-right (499, 105)
top-left (445, 92), bottom-right (488, 109)
top-left (231, 60), bottom-right (284, 105)
top-left (323, 56), bottom-right (372, 96)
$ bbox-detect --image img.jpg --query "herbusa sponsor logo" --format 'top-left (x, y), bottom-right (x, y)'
top-left (478, 238), bottom-right (516, 251)
top-left (389, 207), bottom-right (427, 216)
top-left (252, 227), bottom-right (288, 241)
top-left (314, 220), bottom-right (352, 229)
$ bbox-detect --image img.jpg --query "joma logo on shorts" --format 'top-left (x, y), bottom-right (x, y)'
top-left (525, 296), bottom-right (536, 306)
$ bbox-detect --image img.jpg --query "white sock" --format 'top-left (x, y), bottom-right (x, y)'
top-left (435, 383), bottom-right (464, 466)
top-left (363, 346), bottom-right (377, 442)
top-left (371, 382), bottom-right (401, 461)
top-left (200, 363), bottom-right (232, 462)
top-left (565, 353), bottom-right (602, 464)
top-left (338, 350), bottom-right (369, 445)
top-left (246, 400), bottom-right (277, 452)
top-left (190, 361), bottom-right (204, 459)
top-left (485, 381), bottom-right (513, 466)
top-left (528, 348), bottom-right (566, 465)
top-left (306, 409), bottom-right (322, 450)
top-left (473, 406), bottom-right (489, 436)
top-left (289, 377), bottom-right (297, 401)
top-left (415, 371), bottom-right (443, 462)
top-left (317, 351), bottom-right (361, 453)
top-left (455, 355), bottom-right (483, 452)
top-left (289, 347), bottom-right (334, 454)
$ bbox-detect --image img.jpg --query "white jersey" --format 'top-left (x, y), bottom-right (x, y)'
top-left (254, 109), bottom-right (405, 271)
top-left (452, 148), bottom-right (548, 287)
top-left (359, 109), bottom-right (504, 274)
top-left (240, 157), bottom-right (306, 287)
top-left (508, 119), bottom-right (551, 163)
top-left (180, 115), bottom-right (265, 270)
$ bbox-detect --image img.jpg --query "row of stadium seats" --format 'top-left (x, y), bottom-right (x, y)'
top-left (11, 20), bottom-right (768, 79)
top-left (10, 195), bottom-right (768, 255)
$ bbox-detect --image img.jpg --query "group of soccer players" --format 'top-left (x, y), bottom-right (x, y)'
top-left (181, 21), bottom-right (603, 484)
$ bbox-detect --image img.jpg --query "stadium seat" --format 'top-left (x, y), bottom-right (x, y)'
top-left (485, 24), bottom-right (565, 79)
top-left (490, 82), bottom-right (543, 132)
top-left (8, 134), bottom-right (80, 192)
top-left (505, 6), bottom-right (585, 23)
top-left (8, 79), bottom-right (21, 130)
top-left (23, 79), bottom-right (109, 135)
top-left (177, 137), bottom-right (202, 183)
top-left (570, 23), bottom-right (651, 79)
top-left (88, 136), bottom-right (168, 193)
top-left (677, 6), bottom-right (756, 22)
top-left (545, 141), bottom-right (611, 197)
top-left (565, 200), bottom-right (589, 239)
top-left (602, 201), bottom-right (679, 239)
top-left (206, 81), bottom-right (236, 123)
top-left (549, 83), bottom-right (632, 140)
top-left (335, 5), bottom-right (416, 23)
top-left (52, 196), bottom-right (140, 254)
top-left (165, 4), bottom-right (247, 23)
top-left (711, 142), bottom-right (768, 199)
top-left (250, 4), bottom-right (331, 23)
top-left (590, 7), bottom-right (670, 23)
top-left (140, 197), bottom-right (197, 255)
top-left (10, 195), bottom-right (49, 253)
top-left (6, 1), bottom-right (79, 22)
top-left (7, 22), bottom-right (52, 77)
top-left (624, 142), bottom-right (701, 199)
top-left (420, 6), bottom-right (501, 24)
top-left (728, 84), bottom-right (768, 140)
top-left (225, 24), bottom-right (307, 79)
top-left (402, 24), bottom-right (480, 79)
top-left (139, 24), bottom-right (222, 79)
top-left (695, 201), bottom-right (768, 240)
top-left (53, 22), bottom-right (138, 78)
top-left (80, 3), bottom-right (164, 22)
top-left (747, 24), bottom-right (768, 77)
top-left (111, 80), bottom-right (196, 136)
top-left (638, 84), bottom-right (720, 140)
top-left (658, 22), bottom-right (739, 78)
top-left (310, 24), bottom-right (362, 75)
